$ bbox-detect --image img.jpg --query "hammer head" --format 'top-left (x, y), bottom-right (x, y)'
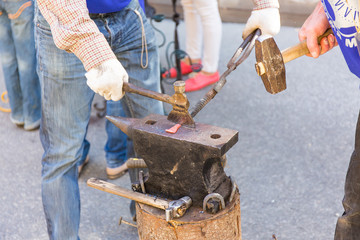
top-left (255, 36), bottom-right (286, 94)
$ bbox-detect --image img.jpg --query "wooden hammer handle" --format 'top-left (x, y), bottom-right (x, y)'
top-left (282, 28), bottom-right (333, 64)
top-left (87, 178), bottom-right (169, 210)
top-left (123, 82), bottom-right (174, 105)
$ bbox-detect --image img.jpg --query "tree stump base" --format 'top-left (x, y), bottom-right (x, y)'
top-left (136, 192), bottom-right (241, 240)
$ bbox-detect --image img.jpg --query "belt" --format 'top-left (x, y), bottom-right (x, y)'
top-left (89, 12), bottom-right (114, 19)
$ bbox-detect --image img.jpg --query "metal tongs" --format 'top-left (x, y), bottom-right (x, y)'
top-left (190, 29), bottom-right (262, 118)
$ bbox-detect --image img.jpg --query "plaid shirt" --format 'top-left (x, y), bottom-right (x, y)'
top-left (253, 0), bottom-right (280, 10)
top-left (37, 0), bottom-right (279, 71)
top-left (37, 0), bottom-right (116, 71)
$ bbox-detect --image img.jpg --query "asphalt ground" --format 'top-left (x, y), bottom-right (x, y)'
top-left (1, 19), bottom-right (359, 240)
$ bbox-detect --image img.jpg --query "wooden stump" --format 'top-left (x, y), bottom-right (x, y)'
top-left (136, 192), bottom-right (241, 240)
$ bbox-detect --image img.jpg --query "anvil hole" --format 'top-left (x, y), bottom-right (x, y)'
top-left (211, 134), bottom-right (221, 139)
top-left (145, 120), bottom-right (157, 125)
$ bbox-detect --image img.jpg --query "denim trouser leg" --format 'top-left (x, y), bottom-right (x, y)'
top-left (35, 6), bottom-right (92, 239)
top-left (105, 100), bottom-right (128, 168)
top-left (0, 9), bottom-right (22, 121)
top-left (0, 0), bottom-right (41, 124)
top-left (335, 110), bottom-right (360, 240)
top-left (96, 0), bottom-right (164, 170)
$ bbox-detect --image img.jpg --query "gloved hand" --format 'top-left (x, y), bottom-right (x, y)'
top-left (242, 8), bottom-right (280, 39)
top-left (85, 59), bottom-right (128, 101)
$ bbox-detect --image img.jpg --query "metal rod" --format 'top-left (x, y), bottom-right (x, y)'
top-left (119, 217), bottom-right (137, 228)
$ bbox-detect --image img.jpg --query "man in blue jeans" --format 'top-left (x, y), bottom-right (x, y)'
top-left (34, 0), bottom-right (163, 238)
top-left (104, 0), bottom-right (147, 181)
top-left (0, 0), bottom-right (41, 130)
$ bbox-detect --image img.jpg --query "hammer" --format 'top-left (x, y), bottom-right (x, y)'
top-left (123, 81), bottom-right (194, 127)
top-left (255, 28), bottom-right (333, 94)
top-left (87, 178), bottom-right (192, 222)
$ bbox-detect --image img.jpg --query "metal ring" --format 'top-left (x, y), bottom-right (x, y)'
top-left (202, 193), bottom-right (225, 212)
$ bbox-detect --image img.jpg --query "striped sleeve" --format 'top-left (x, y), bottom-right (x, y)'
top-left (253, 0), bottom-right (280, 10)
top-left (37, 0), bottom-right (116, 71)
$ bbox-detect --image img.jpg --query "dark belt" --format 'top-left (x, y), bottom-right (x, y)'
top-left (89, 12), bottom-right (114, 19)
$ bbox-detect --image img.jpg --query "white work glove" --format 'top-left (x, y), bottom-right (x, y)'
top-left (242, 8), bottom-right (281, 39)
top-left (85, 59), bottom-right (128, 101)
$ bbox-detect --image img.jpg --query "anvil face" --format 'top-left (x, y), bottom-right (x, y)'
top-left (107, 114), bottom-right (238, 206)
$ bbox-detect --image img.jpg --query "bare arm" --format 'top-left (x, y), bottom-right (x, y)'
top-left (298, 1), bottom-right (337, 58)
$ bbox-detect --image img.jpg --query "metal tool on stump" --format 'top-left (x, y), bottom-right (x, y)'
top-left (87, 178), bottom-right (192, 222)
top-left (136, 191), bottom-right (241, 240)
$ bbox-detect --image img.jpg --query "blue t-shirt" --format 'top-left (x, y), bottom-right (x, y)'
top-left (322, 0), bottom-right (360, 78)
top-left (87, 0), bottom-right (145, 14)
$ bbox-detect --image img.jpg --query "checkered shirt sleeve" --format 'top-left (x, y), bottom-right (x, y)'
top-left (37, 0), bottom-right (116, 71)
top-left (253, 0), bottom-right (280, 10)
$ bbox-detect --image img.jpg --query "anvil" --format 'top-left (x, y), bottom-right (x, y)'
top-left (107, 114), bottom-right (238, 207)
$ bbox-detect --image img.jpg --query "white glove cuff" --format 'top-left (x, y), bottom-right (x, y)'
top-left (253, 0), bottom-right (279, 10)
top-left (243, 8), bottom-right (280, 38)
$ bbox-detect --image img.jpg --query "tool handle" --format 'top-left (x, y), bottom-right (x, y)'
top-left (87, 178), bottom-right (169, 210)
top-left (123, 82), bottom-right (174, 105)
top-left (282, 28), bottom-right (333, 64)
top-left (126, 158), bottom-right (147, 169)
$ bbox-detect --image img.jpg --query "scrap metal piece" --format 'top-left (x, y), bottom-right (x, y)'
top-left (165, 196), bottom-right (192, 222)
top-left (203, 193), bottom-right (225, 214)
top-left (106, 114), bottom-right (238, 206)
top-left (166, 123), bottom-right (182, 134)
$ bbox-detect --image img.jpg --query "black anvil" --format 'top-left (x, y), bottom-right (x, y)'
top-left (107, 114), bottom-right (238, 207)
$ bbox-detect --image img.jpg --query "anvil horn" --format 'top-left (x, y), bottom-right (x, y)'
top-left (105, 116), bottom-right (135, 137)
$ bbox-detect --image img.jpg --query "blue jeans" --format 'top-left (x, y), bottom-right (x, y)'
top-left (0, 0), bottom-right (40, 126)
top-left (105, 100), bottom-right (128, 168)
top-left (34, 0), bottom-right (164, 238)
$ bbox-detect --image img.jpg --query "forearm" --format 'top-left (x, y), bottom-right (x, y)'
top-left (252, 0), bottom-right (279, 10)
top-left (37, 0), bottom-right (116, 70)
top-left (298, 1), bottom-right (335, 58)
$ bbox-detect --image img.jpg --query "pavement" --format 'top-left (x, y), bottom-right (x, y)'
top-left (1, 19), bottom-right (360, 240)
